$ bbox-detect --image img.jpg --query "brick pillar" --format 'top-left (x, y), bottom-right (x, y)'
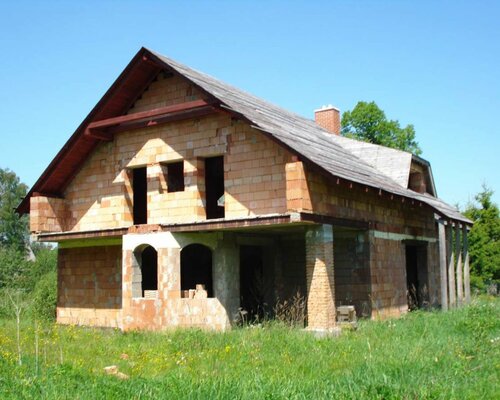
top-left (305, 224), bottom-right (336, 330)
top-left (121, 249), bottom-right (134, 327)
top-left (158, 247), bottom-right (181, 299)
top-left (285, 161), bottom-right (312, 212)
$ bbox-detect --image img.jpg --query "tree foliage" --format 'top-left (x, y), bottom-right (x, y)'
top-left (341, 101), bottom-right (422, 155)
top-left (0, 167), bottom-right (58, 319)
top-left (0, 167), bottom-right (28, 252)
top-left (463, 185), bottom-right (500, 289)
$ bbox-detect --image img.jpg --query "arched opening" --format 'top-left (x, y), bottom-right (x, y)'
top-left (132, 245), bottom-right (158, 298)
top-left (181, 244), bottom-right (213, 297)
top-left (141, 246), bottom-right (158, 295)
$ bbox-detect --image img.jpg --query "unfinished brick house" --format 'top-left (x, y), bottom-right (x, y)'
top-left (18, 47), bottom-right (472, 332)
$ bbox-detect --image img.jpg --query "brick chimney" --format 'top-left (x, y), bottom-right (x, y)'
top-left (314, 105), bottom-right (340, 135)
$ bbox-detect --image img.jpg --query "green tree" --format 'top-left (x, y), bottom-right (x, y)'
top-left (463, 185), bottom-right (500, 290)
top-left (0, 246), bottom-right (29, 289)
top-left (341, 101), bottom-right (422, 155)
top-left (0, 167), bottom-right (28, 252)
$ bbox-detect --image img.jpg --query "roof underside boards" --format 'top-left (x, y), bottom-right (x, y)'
top-left (148, 49), bottom-right (471, 224)
top-left (19, 47), bottom-right (471, 224)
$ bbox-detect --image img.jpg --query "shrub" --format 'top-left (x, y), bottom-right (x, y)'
top-left (30, 270), bottom-right (57, 321)
top-left (24, 247), bottom-right (56, 292)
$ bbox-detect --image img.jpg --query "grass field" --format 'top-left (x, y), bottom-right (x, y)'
top-left (0, 297), bottom-right (498, 399)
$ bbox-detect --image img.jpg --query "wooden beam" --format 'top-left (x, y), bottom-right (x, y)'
top-left (84, 128), bottom-right (113, 141)
top-left (106, 106), bottom-right (216, 135)
top-left (87, 99), bottom-right (213, 130)
top-left (455, 223), bottom-right (463, 306)
top-left (462, 225), bottom-right (471, 304)
top-left (438, 219), bottom-right (449, 311)
top-left (447, 222), bottom-right (456, 308)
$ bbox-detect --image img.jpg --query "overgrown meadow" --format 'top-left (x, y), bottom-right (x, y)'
top-left (0, 297), bottom-right (498, 399)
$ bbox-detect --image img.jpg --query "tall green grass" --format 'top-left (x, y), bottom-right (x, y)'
top-left (0, 297), bottom-right (498, 399)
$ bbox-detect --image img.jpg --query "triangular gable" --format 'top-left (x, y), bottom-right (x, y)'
top-left (18, 48), bottom-right (165, 213)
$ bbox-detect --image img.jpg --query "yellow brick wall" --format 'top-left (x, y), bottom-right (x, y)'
top-left (127, 72), bottom-right (203, 113)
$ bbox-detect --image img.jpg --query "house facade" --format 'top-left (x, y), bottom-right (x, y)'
top-left (19, 48), bottom-right (471, 332)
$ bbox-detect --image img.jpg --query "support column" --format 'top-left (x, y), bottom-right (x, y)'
top-left (438, 220), bottom-right (448, 311)
top-left (213, 233), bottom-right (240, 325)
top-left (455, 223), bottom-right (463, 306)
top-left (305, 224), bottom-right (336, 331)
top-left (462, 225), bottom-right (471, 304)
top-left (447, 222), bottom-right (456, 308)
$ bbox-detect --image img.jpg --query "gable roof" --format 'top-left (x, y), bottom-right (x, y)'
top-left (18, 47), bottom-right (470, 224)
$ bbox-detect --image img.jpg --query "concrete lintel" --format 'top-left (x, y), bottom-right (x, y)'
top-left (123, 231), bottom-right (219, 251)
top-left (372, 230), bottom-right (437, 243)
top-left (59, 237), bottom-right (122, 249)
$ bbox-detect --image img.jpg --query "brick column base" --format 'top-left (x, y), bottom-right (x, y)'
top-left (305, 224), bottom-right (337, 331)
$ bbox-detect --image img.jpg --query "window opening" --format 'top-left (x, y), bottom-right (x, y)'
top-left (167, 161), bottom-right (185, 192)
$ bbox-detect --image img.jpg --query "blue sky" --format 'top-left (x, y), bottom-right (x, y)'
top-left (0, 1), bottom-right (498, 208)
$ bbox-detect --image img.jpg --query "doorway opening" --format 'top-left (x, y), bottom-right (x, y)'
top-left (405, 244), bottom-right (429, 310)
top-left (205, 156), bottom-right (224, 219)
top-left (180, 244), bottom-right (213, 297)
top-left (240, 245), bottom-right (266, 320)
top-left (132, 167), bottom-right (147, 224)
